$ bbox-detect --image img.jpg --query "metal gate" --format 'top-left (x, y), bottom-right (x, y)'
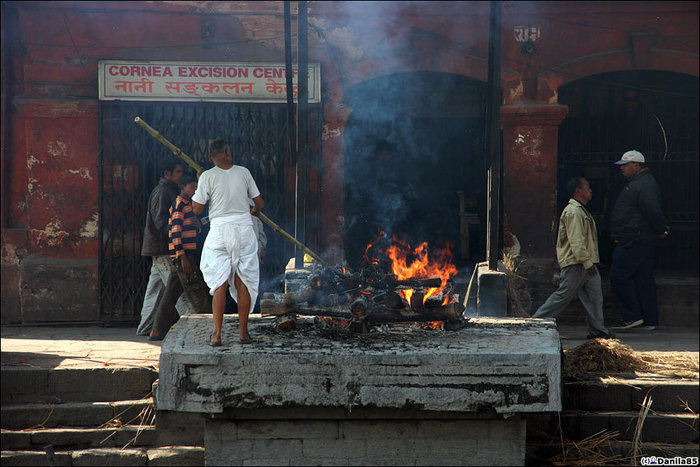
top-left (98, 101), bottom-right (322, 322)
top-left (557, 71), bottom-right (699, 273)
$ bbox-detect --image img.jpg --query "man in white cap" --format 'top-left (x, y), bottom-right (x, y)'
top-left (609, 150), bottom-right (668, 331)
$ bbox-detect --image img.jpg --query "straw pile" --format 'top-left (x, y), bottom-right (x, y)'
top-left (564, 339), bottom-right (700, 379)
top-left (564, 338), bottom-right (648, 377)
top-left (636, 351), bottom-right (699, 379)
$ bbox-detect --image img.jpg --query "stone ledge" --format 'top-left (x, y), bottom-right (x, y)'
top-left (157, 315), bottom-right (561, 415)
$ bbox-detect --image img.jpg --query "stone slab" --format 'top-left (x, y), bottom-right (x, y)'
top-left (157, 315), bottom-right (561, 414)
top-left (476, 262), bottom-right (509, 317)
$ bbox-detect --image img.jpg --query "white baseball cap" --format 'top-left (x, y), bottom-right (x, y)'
top-left (615, 150), bottom-right (645, 165)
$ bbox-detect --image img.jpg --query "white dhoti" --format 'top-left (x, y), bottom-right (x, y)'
top-left (200, 213), bottom-right (259, 315)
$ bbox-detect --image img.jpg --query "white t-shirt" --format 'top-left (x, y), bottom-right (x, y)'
top-left (192, 165), bottom-right (261, 222)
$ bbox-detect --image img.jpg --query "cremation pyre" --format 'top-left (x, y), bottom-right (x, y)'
top-left (261, 238), bottom-right (466, 332)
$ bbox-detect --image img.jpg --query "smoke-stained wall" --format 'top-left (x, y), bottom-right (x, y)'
top-left (1, 1), bottom-right (698, 323)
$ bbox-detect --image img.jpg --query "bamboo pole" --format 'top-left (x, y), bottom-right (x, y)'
top-left (134, 117), bottom-right (202, 176)
top-left (134, 116), bottom-right (331, 267)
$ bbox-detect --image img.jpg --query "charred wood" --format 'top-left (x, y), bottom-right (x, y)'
top-left (385, 290), bottom-right (408, 309)
top-left (365, 302), bottom-right (465, 324)
top-left (410, 290), bottom-right (426, 314)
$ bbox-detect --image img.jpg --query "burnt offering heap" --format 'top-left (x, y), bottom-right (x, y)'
top-left (262, 237), bottom-right (465, 333)
top-left (262, 264), bottom-right (465, 333)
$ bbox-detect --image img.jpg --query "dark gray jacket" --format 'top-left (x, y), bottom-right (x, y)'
top-left (610, 169), bottom-right (667, 244)
top-left (141, 178), bottom-right (180, 257)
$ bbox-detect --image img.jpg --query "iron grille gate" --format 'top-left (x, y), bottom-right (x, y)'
top-left (557, 71), bottom-right (699, 273)
top-left (98, 101), bottom-right (322, 322)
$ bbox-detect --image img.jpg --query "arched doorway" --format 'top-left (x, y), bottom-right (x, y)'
top-left (343, 72), bottom-right (487, 269)
top-left (557, 71), bottom-right (699, 273)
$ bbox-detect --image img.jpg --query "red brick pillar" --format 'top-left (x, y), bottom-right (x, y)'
top-left (500, 104), bottom-right (568, 260)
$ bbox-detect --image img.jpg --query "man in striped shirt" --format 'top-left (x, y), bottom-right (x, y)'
top-left (149, 175), bottom-right (211, 341)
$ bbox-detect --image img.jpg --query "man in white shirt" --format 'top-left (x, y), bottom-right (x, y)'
top-left (192, 139), bottom-right (264, 346)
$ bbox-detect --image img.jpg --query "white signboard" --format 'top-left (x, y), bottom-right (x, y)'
top-left (98, 60), bottom-right (321, 103)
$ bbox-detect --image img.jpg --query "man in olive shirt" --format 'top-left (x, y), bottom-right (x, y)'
top-left (532, 177), bottom-right (614, 339)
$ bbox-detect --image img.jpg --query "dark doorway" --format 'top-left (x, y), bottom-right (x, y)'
top-left (558, 71), bottom-right (699, 273)
top-left (343, 72), bottom-right (487, 270)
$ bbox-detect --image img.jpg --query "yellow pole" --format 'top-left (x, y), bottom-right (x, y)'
top-left (134, 116), bottom-right (331, 267)
top-left (134, 117), bottom-right (203, 176)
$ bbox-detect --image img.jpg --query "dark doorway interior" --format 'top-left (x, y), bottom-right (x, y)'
top-left (343, 72), bottom-right (487, 270)
top-left (558, 71), bottom-right (699, 273)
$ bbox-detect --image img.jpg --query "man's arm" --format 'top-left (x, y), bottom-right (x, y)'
top-left (192, 201), bottom-right (205, 216)
top-left (153, 190), bottom-right (173, 240)
top-left (250, 195), bottom-right (264, 216)
top-left (638, 181), bottom-right (667, 235)
top-left (565, 210), bottom-right (595, 271)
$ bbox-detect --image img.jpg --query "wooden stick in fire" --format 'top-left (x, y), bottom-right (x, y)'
top-left (134, 116), bottom-right (332, 268)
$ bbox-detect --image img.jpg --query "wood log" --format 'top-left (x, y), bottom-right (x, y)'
top-left (385, 276), bottom-right (442, 289)
top-left (283, 287), bottom-right (318, 307)
top-left (260, 299), bottom-right (289, 316)
top-left (289, 304), bottom-right (353, 319)
top-left (410, 289), bottom-right (426, 314)
top-left (365, 302), bottom-right (465, 324)
top-left (385, 290), bottom-right (407, 309)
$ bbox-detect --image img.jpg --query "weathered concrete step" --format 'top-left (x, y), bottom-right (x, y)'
top-left (564, 379), bottom-right (700, 412)
top-left (560, 412), bottom-right (698, 444)
top-left (0, 446), bottom-right (205, 466)
top-left (1, 426), bottom-right (157, 450)
top-left (1, 398), bottom-right (153, 430)
top-left (1, 366), bottom-right (157, 404)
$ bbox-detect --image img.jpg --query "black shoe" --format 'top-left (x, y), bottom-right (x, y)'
top-left (610, 319), bottom-right (643, 330)
top-left (587, 331), bottom-right (616, 339)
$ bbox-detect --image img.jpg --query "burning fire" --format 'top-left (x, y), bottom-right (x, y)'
top-left (422, 321), bottom-right (444, 331)
top-left (385, 238), bottom-right (458, 305)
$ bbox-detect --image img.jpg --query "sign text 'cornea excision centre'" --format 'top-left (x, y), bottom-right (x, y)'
top-left (98, 61), bottom-right (321, 103)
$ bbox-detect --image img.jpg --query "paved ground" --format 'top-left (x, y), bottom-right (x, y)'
top-left (1, 319), bottom-right (698, 370)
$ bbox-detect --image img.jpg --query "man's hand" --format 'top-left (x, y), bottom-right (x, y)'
top-left (180, 255), bottom-right (194, 275)
top-left (587, 266), bottom-right (597, 277)
top-left (250, 206), bottom-right (260, 217)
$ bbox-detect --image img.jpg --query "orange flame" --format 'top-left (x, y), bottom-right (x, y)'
top-left (362, 229), bottom-right (385, 265)
top-left (385, 239), bottom-right (458, 303)
top-left (422, 321), bottom-right (444, 331)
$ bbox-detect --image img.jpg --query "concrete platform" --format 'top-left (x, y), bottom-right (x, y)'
top-left (156, 315), bottom-right (562, 415)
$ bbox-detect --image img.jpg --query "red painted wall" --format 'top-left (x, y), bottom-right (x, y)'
top-left (2, 1), bottom-right (697, 323)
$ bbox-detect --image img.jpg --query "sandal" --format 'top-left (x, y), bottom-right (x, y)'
top-left (209, 333), bottom-right (222, 347)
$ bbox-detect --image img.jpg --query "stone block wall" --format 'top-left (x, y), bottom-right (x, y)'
top-left (205, 417), bottom-right (525, 466)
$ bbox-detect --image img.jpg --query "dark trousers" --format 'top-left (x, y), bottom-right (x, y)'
top-left (610, 238), bottom-right (658, 326)
top-left (152, 253), bottom-right (212, 336)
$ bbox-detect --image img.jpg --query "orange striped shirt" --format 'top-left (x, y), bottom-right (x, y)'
top-left (168, 195), bottom-right (199, 258)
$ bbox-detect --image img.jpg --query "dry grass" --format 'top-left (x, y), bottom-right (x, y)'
top-left (564, 338), bottom-right (648, 378)
top-left (502, 253), bottom-right (532, 318)
top-left (636, 351), bottom-right (700, 379)
top-left (99, 392), bottom-right (156, 450)
top-left (632, 393), bottom-right (653, 465)
top-left (564, 338), bottom-right (700, 379)
top-left (550, 429), bottom-right (629, 465)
